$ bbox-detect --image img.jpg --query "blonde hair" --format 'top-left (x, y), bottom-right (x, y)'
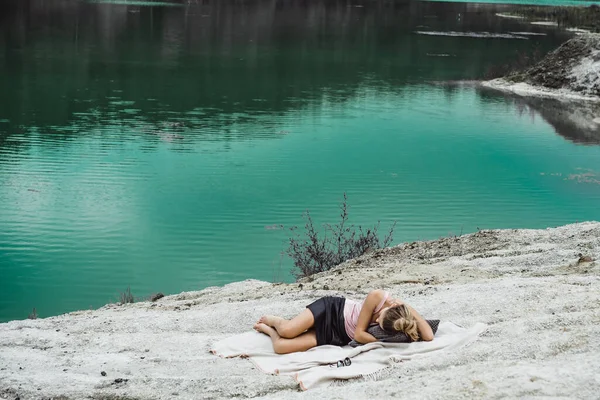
top-left (381, 304), bottom-right (419, 341)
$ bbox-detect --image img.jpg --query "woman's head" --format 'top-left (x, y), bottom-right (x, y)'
top-left (379, 304), bottom-right (419, 341)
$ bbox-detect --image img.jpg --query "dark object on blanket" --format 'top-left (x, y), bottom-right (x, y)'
top-left (348, 320), bottom-right (440, 347)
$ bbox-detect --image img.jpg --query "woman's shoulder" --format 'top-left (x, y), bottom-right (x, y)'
top-left (364, 289), bottom-right (389, 304)
top-left (367, 289), bottom-right (388, 299)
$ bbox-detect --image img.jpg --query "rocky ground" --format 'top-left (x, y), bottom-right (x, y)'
top-left (483, 34), bottom-right (600, 100)
top-left (516, 35), bottom-right (600, 96)
top-left (1, 222), bottom-right (599, 399)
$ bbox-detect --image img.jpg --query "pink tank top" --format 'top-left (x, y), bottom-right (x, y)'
top-left (343, 291), bottom-right (389, 340)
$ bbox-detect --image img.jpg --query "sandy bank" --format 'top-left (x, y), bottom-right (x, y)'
top-left (1, 222), bottom-right (599, 399)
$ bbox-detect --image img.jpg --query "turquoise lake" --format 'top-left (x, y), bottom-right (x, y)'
top-left (1, 0), bottom-right (600, 322)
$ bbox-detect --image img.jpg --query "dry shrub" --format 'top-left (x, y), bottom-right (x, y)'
top-left (287, 194), bottom-right (396, 278)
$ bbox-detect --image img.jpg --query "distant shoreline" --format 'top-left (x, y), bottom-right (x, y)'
top-left (497, 4), bottom-right (600, 33)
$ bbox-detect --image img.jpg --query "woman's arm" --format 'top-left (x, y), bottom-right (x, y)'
top-left (389, 298), bottom-right (434, 342)
top-left (406, 303), bottom-right (434, 341)
top-left (353, 290), bottom-right (386, 344)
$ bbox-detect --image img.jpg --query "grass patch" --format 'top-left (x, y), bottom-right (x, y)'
top-left (27, 307), bottom-right (38, 320)
top-left (119, 287), bottom-right (135, 304)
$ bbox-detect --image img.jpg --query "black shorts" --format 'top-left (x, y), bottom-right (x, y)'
top-left (306, 296), bottom-right (351, 346)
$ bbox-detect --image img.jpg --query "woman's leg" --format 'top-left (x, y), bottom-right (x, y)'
top-left (258, 309), bottom-right (315, 339)
top-left (253, 323), bottom-right (317, 354)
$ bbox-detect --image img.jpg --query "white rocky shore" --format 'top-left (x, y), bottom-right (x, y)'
top-left (1, 222), bottom-right (599, 400)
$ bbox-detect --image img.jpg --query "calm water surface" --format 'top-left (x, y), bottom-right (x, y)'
top-left (1, 0), bottom-right (600, 322)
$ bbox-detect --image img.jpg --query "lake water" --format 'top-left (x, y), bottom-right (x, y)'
top-left (1, 0), bottom-right (600, 322)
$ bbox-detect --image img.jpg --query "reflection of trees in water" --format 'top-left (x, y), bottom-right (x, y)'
top-left (0, 0), bottom-right (571, 146)
top-left (478, 87), bottom-right (600, 146)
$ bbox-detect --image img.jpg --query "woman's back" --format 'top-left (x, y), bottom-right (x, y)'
top-left (343, 291), bottom-right (389, 339)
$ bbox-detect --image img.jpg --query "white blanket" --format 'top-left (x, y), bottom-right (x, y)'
top-left (211, 321), bottom-right (487, 390)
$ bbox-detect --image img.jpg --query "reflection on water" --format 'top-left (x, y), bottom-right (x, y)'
top-left (0, 0), bottom-right (571, 139)
top-left (479, 88), bottom-right (600, 145)
top-left (1, 0), bottom-right (600, 322)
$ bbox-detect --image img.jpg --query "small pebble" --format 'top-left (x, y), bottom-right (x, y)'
top-left (101, 371), bottom-right (107, 376)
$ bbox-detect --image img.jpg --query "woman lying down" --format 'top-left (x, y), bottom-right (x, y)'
top-left (253, 289), bottom-right (434, 354)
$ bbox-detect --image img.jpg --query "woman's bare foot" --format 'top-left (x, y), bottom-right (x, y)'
top-left (258, 315), bottom-right (284, 327)
top-left (253, 322), bottom-right (276, 337)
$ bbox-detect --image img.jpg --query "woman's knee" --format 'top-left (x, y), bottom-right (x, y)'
top-left (278, 311), bottom-right (314, 338)
top-left (278, 323), bottom-right (296, 338)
